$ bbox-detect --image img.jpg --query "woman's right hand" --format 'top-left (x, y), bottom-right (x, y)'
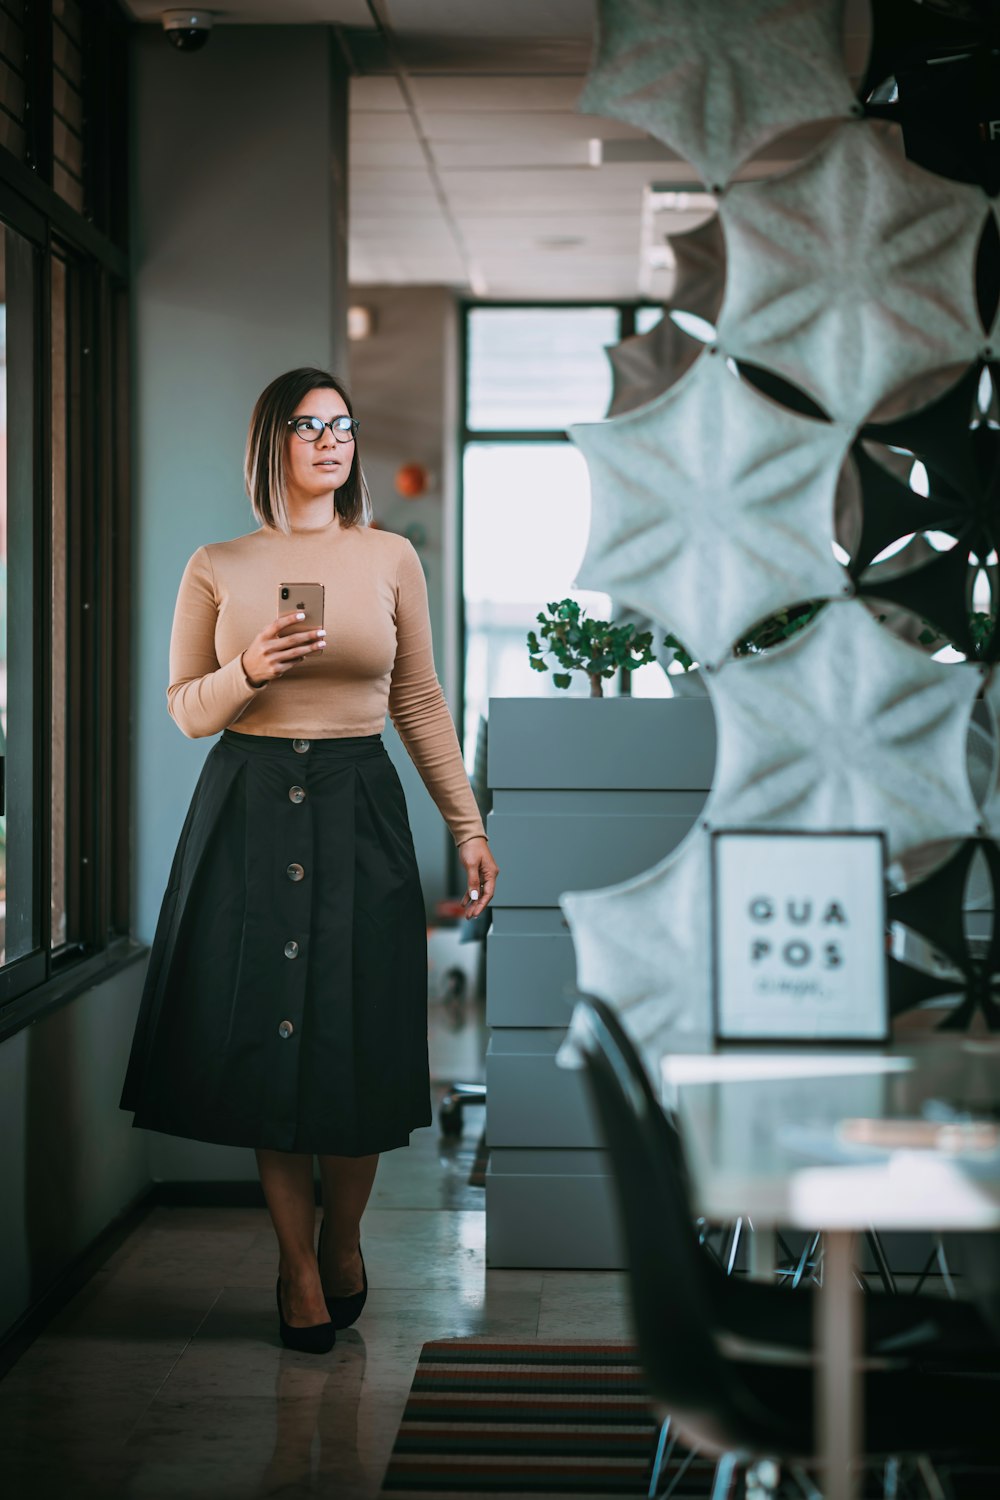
top-left (241, 612), bottom-right (327, 686)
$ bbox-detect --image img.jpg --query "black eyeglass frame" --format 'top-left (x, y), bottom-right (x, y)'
top-left (287, 415), bottom-right (360, 443)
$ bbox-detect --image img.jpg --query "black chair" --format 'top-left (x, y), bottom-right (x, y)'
top-left (568, 994), bottom-right (1000, 1498)
top-left (586, 995), bottom-right (997, 1371)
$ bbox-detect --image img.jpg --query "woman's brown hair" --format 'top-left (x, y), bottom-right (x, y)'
top-left (244, 367), bottom-right (373, 533)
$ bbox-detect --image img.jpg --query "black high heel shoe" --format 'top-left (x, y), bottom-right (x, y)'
top-left (317, 1220), bottom-right (368, 1330)
top-left (275, 1275), bottom-right (336, 1354)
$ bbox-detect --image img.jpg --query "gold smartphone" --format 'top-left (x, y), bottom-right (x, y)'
top-left (277, 582), bottom-right (325, 664)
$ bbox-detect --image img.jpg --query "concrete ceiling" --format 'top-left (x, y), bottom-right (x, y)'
top-left (123, 1), bottom-right (873, 300)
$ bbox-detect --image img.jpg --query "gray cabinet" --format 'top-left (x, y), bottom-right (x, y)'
top-left (484, 696), bottom-right (716, 1267)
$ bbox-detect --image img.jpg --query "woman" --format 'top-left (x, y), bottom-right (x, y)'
top-left (120, 367), bottom-right (499, 1354)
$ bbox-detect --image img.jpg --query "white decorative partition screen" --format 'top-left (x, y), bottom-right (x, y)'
top-left (559, 0), bottom-right (1000, 1062)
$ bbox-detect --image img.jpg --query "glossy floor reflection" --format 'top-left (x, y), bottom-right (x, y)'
top-left (0, 1088), bottom-right (630, 1500)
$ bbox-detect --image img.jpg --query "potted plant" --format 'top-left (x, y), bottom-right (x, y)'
top-left (526, 598), bottom-right (827, 700)
top-left (526, 599), bottom-right (658, 697)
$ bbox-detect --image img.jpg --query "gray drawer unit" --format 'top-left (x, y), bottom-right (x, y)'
top-left (487, 799), bottom-right (706, 908)
top-left (486, 1150), bottom-right (627, 1269)
top-left (484, 696), bottom-right (716, 1268)
top-left (487, 1028), bottom-right (601, 1147)
top-left (487, 697), bottom-right (716, 789)
top-left (487, 910), bottom-right (577, 1028)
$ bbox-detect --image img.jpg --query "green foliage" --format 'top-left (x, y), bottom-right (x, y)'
top-left (662, 632), bottom-right (696, 671)
top-left (527, 599), bottom-right (657, 697)
top-left (918, 611), bottom-right (995, 659)
top-left (665, 601), bottom-right (825, 672)
top-left (533, 598), bottom-right (830, 693)
top-left (733, 601), bottom-right (825, 657)
top-left (670, 603), bottom-right (998, 673)
top-left (531, 594), bottom-right (998, 692)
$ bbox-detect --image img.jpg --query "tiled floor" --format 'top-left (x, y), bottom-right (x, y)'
top-left (0, 1088), bottom-right (631, 1500)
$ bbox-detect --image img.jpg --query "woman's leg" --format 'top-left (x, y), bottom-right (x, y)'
top-left (256, 1147), bottom-right (330, 1327)
top-left (317, 1153), bottom-right (379, 1297)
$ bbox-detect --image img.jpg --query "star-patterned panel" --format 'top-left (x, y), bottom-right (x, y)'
top-left (579, 0), bottom-right (856, 189)
top-left (570, 350), bottom-right (851, 669)
top-left (705, 601), bottom-right (983, 857)
top-left (557, 831), bottom-right (714, 1068)
top-left (717, 122), bottom-right (989, 427)
top-left (556, 0), bottom-right (1000, 1059)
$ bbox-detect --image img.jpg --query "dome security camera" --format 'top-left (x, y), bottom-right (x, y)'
top-left (162, 10), bottom-right (214, 52)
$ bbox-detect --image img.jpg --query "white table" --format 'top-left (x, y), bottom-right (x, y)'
top-left (659, 1037), bottom-right (1000, 1500)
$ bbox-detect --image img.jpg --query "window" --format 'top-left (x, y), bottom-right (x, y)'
top-left (460, 303), bottom-right (673, 772)
top-left (50, 248), bottom-right (67, 949)
top-left (0, 0), bottom-right (27, 162)
top-left (467, 306), bottom-right (619, 430)
top-left (0, 0), bottom-right (133, 1040)
top-left (0, 221), bottom-right (33, 967)
top-left (52, 0), bottom-right (85, 214)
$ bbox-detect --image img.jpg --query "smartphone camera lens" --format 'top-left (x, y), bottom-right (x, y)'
top-left (281, 588), bottom-right (289, 600)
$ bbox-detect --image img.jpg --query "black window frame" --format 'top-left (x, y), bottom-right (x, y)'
top-left (450, 298), bottom-right (660, 887)
top-left (0, 0), bottom-right (140, 1046)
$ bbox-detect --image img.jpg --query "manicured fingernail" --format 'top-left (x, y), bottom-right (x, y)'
top-left (296, 612), bottom-right (305, 619)
top-left (470, 889), bottom-right (479, 900)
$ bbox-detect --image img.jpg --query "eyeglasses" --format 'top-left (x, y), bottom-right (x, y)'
top-left (287, 415), bottom-right (360, 443)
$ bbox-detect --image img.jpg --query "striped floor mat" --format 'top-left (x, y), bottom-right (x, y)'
top-left (380, 1340), bottom-right (708, 1495)
top-left (381, 1340), bottom-right (1000, 1497)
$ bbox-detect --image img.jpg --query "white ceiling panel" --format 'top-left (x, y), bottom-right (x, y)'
top-left (350, 140), bottom-right (428, 168)
top-left (462, 234), bottom-right (639, 263)
top-left (351, 112), bottom-right (422, 142)
top-left (490, 261), bottom-right (639, 283)
top-left (431, 139), bottom-right (594, 169)
top-left (419, 110), bottom-right (646, 144)
top-left (351, 76), bottom-right (409, 111)
top-left (460, 215), bottom-right (635, 243)
top-left (382, 0), bottom-right (595, 37)
top-left (438, 165), bottom-right (675, 209)
top-left (351, 168), bottom-right (441, 197)
top-left (352, 228), bottom-right (456, 252)
top-left (350, 211), bottom-right (452, 233)
top-left (406, 76), bottom-right (587, 112)
top-left (350, 208), bottom-right (451, 228)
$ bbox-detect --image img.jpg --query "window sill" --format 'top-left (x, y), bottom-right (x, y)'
top-left (0, 937), bottom-right (150, 1047)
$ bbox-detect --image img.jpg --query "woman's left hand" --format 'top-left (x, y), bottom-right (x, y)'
top-left (457, 837), bottom-right (499, 919)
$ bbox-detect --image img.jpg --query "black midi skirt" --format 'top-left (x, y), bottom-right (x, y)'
top-left (119, 728), bottom-right (431, 1155)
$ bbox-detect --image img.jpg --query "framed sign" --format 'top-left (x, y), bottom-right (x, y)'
top-left (710, 829), bottom-right (889, 1043)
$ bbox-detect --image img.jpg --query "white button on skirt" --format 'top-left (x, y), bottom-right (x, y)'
top-left (119, 728), bottom-right (431, 1155)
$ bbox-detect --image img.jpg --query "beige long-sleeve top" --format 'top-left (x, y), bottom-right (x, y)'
top-left (166, 512), bottom-right (487, 848)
